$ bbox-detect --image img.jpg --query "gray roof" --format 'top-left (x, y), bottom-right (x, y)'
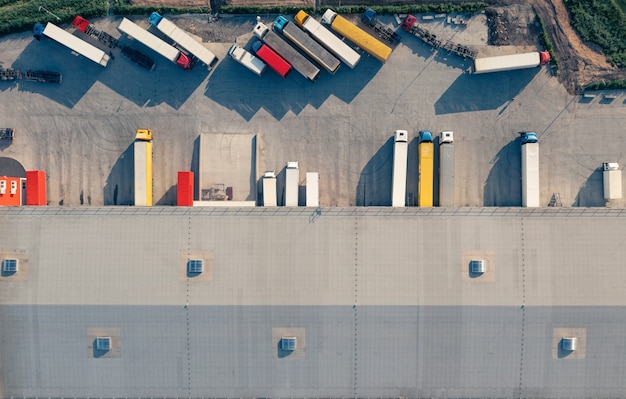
top-left (1, 207), bottom-right (626, 398)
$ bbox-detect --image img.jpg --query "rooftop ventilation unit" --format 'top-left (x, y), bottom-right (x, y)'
top-left (95, 336), bottom-right (111, 351)
top-left (561, 337), bottom-right (577, 351)
top-left (2, 259), bottom-right (18, 273)
top-left (281, 336), bottom-right (297, 351)
top-left (187, 259), bottom-right (203, 274)
top-left (469, 259), bottom-right (485, 274)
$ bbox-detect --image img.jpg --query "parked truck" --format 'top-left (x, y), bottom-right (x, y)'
top-left (134, 129), bottom-right (153, 207)
top-left (473, 51), bottom-right (550, 74)
top-left (321, 9), bottom-right (392, 63)
top-left (273, 16), bottom-right (341, 75)
top-left (253, 22), bottom-right (320, 82)
top-left (117, 18), bottom-right (193, 70)
top-left (603, 162), bottom-right (622, 201)
top-left (361, 9), bottom-right (399, 44)
top-left (520, 132), bottom-right (539, 208)
top-left (418, 130), bottom-right (434, 207)
top-left (251, 40), bottom-right (292, 78)
top-left (228, 45), bottom-right (266, 76)
top-left (439, 131), bottom-right (455, 207)
top-left (294, 10), bottom-right (361, 69)
top-left (263, 171), bottom-right (277, 206)
top-left (149, 12), bottom-right (218, 69)
top-left (401, 15), bottom-right (477, 59)
top-left (285, 161), bottom-right (299, 206)
top-left (306, 172), bottom-right (319, 207)
top-left (73, 15), bottom-right (155, 70)
top-left (391, 130), bottom-right (408, 207)
top-left (33, 22), bottom-right (111, 67)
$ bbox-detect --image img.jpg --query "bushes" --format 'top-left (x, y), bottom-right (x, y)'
top-left (584, 79), bottom-right (626, 90)
top-left (0, 0), bottom-right (107, 37)
top-left (217, 3), bottom-right (486, 16)
top-left (112, 0), bottom-right (210, 15)
top-left (535, 12), bottom-right (559, 71)
top-left (564, 0), bottom-right (626, 67)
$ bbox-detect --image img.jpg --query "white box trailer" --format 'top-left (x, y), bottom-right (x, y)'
top-left (294, 11), bottom-right (361, 69)
top-left (37, 22), bottom-right (111, 67)
top-left (391, 130), bottom-right (408, 207)
top-left (521, 133), bottom-right (539, 208)
top-left (473, 51), bottom-right (550, 74)
top-left (149, 12), bottom-right (218, 69)
top-left (439, 131), bottom-right (455, 207)
top-left (263, 171), bottom-right (277, 206)
top-left (306, 172), bottom-right (319, 207)
top-left (285, 161), bottom-right (299, 206)
top-left (603, 162), bottom-right (622, 200)
top-left (118, 18), bottom-right (192, 69)
top-left (228, 45), bottom-right (266, 76)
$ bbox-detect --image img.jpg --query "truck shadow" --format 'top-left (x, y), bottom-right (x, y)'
top-left (483, 138), bottom-right (521, 206)
top-left (572, 167), bottom-right (605, 207)
top-left (7, 30), bottom-right (207, 109)
top-left (434, 67), bottom-right (537, 115)
top-left (103, 144), bottom-right (134, 206)
top-left (205, 48), bottom-right (382, 121)
top-left (356, 136), bottom-right (393, 206)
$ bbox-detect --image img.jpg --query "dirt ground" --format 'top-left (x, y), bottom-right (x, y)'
top-left (131, 0), bottom-right (626, 94)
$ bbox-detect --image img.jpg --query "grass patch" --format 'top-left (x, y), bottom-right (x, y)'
top-left (564, 0), bottom-right (626, 67)
top-left (113, 0), bottom-right (210, 15)
top-left (217, 3), bottom-right (486, 16)
top-left (0, 0), bottom-right (107, 37)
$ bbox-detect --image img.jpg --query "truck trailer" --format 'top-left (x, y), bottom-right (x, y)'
top-left (133, 129), bottom-right (153, 207)
top-left (473, 51), bottom-right (550, 74)
top-left (391, 130), bottom-right (408, 207)
top-left (285, 161), bottom-right (299, 206)
top-left (263, 171), bottom-right (277, 207)
top-left (149, 12), bottom-right (218, 69)
top-left (294, 11), bottom-right (361, 69)
top-left (520, 132), bottom-right (539, 207)
top-left (603, 162), bottom-right (622, 201)
top-left (273, 16), bottom-right (341, 75)
top-left (439, 131), bottom-right (455, 207)
top-left (117, 18), bottom-right (193, 70)
top-left (228, 45), bottom-right (266, 76)
top-left (33, 22), bottom-right (111, 67)
top-left (253, 22), bottom-right (320, 82)
top-left (322, 9), bottom-right (392, 63)
top-left (251, 40), bottom-right (292, 78)
top-left (418, 130), bottom-right (434, 207)
top-left (73, 15), bottom-right (155, 71)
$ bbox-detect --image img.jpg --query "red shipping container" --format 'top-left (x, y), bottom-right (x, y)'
top-left (26, 170), bottom-right (47, 206)
top-left (177, 171), bottom-right (194, 206)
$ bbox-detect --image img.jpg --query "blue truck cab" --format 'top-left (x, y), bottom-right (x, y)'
top-left (419, 130), bottom-right (433, 143)
top-left (273, 16), bottom-right (288, 33)
top-left (520, 132), bottom-right (538, 144)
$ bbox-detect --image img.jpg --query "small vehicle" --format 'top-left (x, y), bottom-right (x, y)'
top-left (0, 128), bottom-right (14, 140)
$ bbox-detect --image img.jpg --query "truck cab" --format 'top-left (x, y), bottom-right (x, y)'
top-left (419, 130), bottom-right (433, 143)
top-left (135, 129), bottom-right (152, 141)
top-left (520, 131), bottom-right (538, 144)
top-left (440, 131), bottom-right (454, 143)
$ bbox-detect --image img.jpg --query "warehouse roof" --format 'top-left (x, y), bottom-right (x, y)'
top-left (1, 207), bottom-right (626, 398)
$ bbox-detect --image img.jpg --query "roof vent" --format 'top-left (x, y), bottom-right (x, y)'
top-left (187, 259), bottom-right (203, 274)
top-left (2, 259), bottom-right (18, 273)
top-left (95, 336), bottom-right (112, 351)
top-left (561, 337), bottom-right (577, 351)
top-left (281, 336), bottom-right (297, 351)
top-left (469, 259), bottom-right (485, 274)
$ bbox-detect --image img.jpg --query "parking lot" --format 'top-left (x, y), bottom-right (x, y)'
top-left (0, 13), bottom-right (624, 207)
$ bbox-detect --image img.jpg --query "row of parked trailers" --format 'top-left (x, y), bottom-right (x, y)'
top-left (34, 13), bottom-right (218, 72)
top-left (229, 9), bottom-right (394, 81)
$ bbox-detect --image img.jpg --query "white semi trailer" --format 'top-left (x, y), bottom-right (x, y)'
top-left (285, 161), bottom-right (299, 206)
top-left (391, 130), bottom-right (408, 207)
top-left (520, 132), bottom-right (539, 208)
